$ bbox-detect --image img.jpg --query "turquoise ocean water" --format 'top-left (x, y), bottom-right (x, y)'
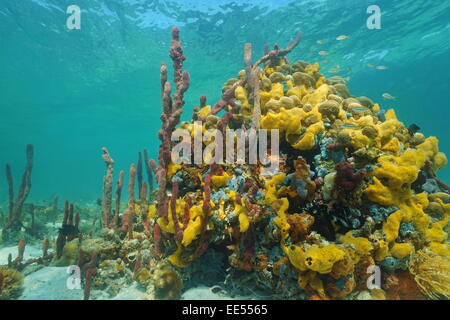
top-left (0, 0), bottom-right (449, 203)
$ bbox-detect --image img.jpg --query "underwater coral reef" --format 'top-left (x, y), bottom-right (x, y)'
top-left (0, 27), bottom-right (449, 301)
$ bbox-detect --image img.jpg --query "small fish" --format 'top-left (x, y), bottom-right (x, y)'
top-left (319, 50), bottom-right (329, 56)
top-left (382, 93), bottom-right (395, 100)
top-left (328, 68), bottom-right (341, 74)
top-left (336, 35), bottom-right (349, 40)
top-left (367, 63), bottom-right (375, 68)
top-left (316, 40), bottom-right (324, 45)
top-left (408, 123), bottom-right (420, 135)
top-left (376, 65), bottom-right (389, 70)
top-left (330, 76), bottom-right (350, 81)
top-left (322, 59), bottom-right (331, 64)
top-left (58, 224), bottom-right (80, 237)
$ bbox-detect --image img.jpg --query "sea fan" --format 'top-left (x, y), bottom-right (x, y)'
top-left (409, 249), bottom-right (450, 300)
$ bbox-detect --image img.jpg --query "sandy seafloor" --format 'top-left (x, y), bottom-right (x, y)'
top-left (0, 244), bottom-right (249, 300)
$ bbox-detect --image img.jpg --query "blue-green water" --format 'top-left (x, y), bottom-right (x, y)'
top-left (0, 0), bottom-right (449, 202)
